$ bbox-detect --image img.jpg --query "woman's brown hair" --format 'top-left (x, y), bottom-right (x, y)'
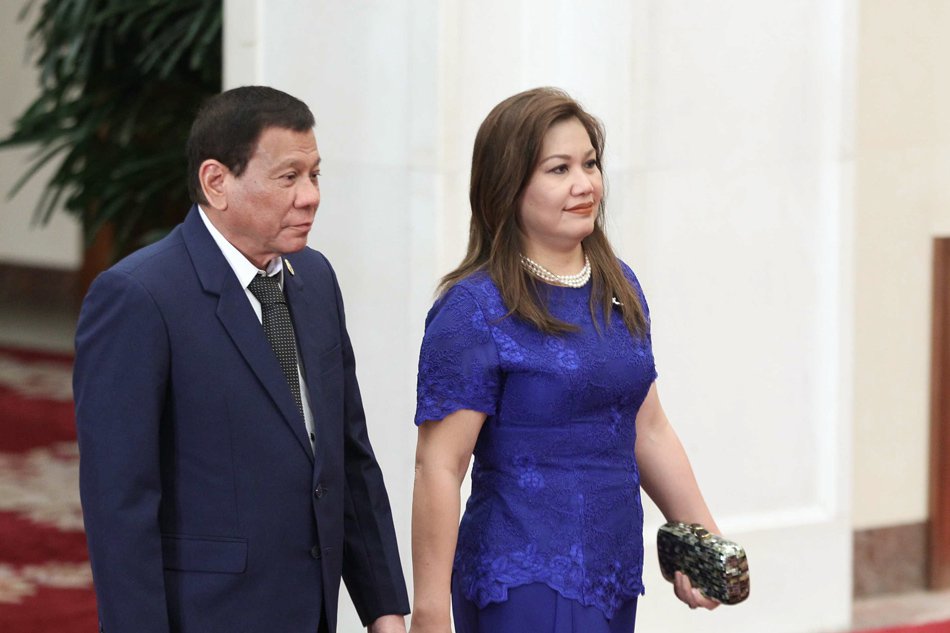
top-left (438, 87), bottom-right (647, 337)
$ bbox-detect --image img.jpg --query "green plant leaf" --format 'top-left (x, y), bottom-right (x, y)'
top-left (0, 0), bottom-right (221, 260)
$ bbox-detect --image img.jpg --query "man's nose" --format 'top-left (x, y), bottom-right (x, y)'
top-left (297, 178), bottom-right (320, 209)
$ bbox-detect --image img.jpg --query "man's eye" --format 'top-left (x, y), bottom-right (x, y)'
top-left (310, 171), bottom-right (321, 181)
top-left (283, 173), bottom-right (297, 182)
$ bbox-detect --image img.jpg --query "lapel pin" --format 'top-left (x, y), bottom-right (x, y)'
top-left (284, 258), bottom-right (296, 276)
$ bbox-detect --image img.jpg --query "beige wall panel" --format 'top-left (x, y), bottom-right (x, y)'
top-left (0, 3), bottom-right (81, 269)
top-left (853, 0), bottom-right (950, 529)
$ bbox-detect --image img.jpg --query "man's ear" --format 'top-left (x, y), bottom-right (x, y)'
top-left (198, 159), bottom-right (229, 210)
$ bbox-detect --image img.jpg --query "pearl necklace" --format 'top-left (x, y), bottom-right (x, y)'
top-left (520, 254), bottom-right (591, 288)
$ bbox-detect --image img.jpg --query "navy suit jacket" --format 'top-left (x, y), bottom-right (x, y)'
top-left (73, 207), bottom-right (409, 632)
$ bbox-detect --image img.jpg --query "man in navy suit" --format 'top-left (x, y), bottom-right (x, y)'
top-left (73, 86), bottom-right (409, 632)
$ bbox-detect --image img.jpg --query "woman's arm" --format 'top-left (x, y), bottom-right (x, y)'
top-left (635, 382), bottom-right (720, 610)
top-left (409, 409), bottom-right (487, 633)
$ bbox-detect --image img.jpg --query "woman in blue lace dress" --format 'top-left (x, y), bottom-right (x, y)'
top-left (410, 88), bottom-right (721, 633)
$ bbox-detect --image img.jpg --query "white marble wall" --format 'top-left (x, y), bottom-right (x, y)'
top-left (225, 1), bottom-right (855, 631)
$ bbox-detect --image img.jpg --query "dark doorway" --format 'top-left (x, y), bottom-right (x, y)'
top-left (929, 238), bottom-right (950, 588)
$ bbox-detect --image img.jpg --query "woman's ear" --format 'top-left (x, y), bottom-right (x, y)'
top-left (198, 159), bottom-right (229, 210)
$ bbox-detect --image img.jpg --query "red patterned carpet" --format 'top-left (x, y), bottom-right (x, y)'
top-left (859, 623), bottom-right (950, 633)
top-left (0, 346), bottom-right (97, 632)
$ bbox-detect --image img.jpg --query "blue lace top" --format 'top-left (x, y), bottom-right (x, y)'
top-left (414, 261), bottom-right (657, 619)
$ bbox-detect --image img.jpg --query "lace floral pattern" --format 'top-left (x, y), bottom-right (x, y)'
top-left (415, 262), bottom-right (657, 619)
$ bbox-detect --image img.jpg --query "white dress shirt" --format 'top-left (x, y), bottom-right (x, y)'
top-left (198, 206), bottom-right (316, 448)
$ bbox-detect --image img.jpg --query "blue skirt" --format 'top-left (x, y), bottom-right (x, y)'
top-left (452, 574), bottom-right (638, 633)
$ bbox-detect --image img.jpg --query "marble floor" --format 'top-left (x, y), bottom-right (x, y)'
top-left (0, 301), bottom-right (78, 353)
top-left (1, 301), bottom-right (949, 633)
top-left (851, 589), bottom-right (950, 631)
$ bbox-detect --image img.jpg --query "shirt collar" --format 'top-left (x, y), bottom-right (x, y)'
top-left (198, 205), bottom-right (284, 289)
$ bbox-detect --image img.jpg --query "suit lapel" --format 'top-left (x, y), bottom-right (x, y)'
top-left (181, 207), bottom-right (314, 462)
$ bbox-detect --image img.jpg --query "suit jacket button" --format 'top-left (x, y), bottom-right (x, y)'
top-left (313, 485), bottom-right (326, 499)
top-left (310, 545), bottom-right (321, 559)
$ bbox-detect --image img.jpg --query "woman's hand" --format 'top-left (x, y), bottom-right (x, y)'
top-left (407, 619), bottom-right (453, 633)
top-left (673, 571), bottom-right (720, 610)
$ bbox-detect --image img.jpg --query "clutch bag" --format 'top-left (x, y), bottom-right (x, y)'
top-left (656, 522), bottom-right (750, 605)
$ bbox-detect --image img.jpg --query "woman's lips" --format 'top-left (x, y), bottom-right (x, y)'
top-left (564, 203), bottom-right (595, 213)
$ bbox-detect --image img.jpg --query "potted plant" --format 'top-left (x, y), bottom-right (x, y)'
top-left (0, 0), bottom-right (222, 291)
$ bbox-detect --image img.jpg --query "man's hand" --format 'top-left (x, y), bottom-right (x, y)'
top-left (673, 571), bottom-right (720, 610)
top-left (368, 614), bottom-right (407, 633)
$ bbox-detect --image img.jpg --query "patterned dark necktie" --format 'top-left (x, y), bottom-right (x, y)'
top-left (247, 273), bottom-right (305, 421)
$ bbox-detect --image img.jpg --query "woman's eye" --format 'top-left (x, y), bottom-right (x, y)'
top-left (585, 159), bottom-right (599, 169)
top-left (549, 165), bottom-right (568, 174)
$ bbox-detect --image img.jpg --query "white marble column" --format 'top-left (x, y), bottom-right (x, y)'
top-left (224, 1), bottom-right (856, 631)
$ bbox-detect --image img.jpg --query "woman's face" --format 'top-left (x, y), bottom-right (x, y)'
top-left (518, 117), bottom-right (602, 255)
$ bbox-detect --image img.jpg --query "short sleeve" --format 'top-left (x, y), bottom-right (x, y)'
top-left (414, 285), bottom-right (501, 425)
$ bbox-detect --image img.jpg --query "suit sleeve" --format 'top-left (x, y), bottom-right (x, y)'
top-left (327, 266), bottom-right (411, 625)
top-left (73, 269), bottom-right (171, 633)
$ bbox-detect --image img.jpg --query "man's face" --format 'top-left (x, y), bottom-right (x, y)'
top-left (220, 126), bottom-right (321, 269)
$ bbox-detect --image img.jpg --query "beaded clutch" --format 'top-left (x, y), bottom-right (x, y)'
top-left (657, 522), bottom-right (750, 605)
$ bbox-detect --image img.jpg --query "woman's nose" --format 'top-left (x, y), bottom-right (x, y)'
top-left (571, 170), bottom-right (595, 196)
